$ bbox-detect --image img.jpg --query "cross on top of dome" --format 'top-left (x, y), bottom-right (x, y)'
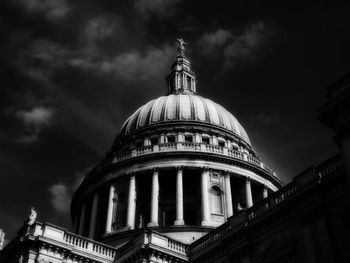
top-left (166, 38), bottom-right (197, 95)
top-left (176, 37), bottom-right (186, 57)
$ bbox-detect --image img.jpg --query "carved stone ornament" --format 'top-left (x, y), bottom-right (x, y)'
top-left (25, 206), bottom-right (37, 226)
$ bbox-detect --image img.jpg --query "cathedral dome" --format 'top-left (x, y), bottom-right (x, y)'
top-left (119, 94), bottom-right (251, 145)
top-left (71, 38), bottom-right (283, 247)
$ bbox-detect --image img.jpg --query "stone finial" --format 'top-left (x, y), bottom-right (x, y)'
top-left (25, 206), bottom-right (37, 226)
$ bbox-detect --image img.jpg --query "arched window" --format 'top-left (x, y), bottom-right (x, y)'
top-left (210, 186), bottom-right (223, 214)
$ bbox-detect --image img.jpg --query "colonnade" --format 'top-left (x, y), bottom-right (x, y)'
top-left (76, 167), bottom-right (270, 238)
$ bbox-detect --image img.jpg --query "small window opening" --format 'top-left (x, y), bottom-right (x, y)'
top-left (151, 137), bottom-right (158, 145)
top-left (167, 135), bottom-right (176, 143)
top-left (202, 137), bottom-right (210, 144)
top-left (185, 135), bottom-right (193, 143)
top-left (218, 141), bottom-right (225, 148)
top-left (187, 76), bottom-right (192, 89)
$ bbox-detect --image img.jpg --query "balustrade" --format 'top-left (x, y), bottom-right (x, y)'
top-left (189, 154), bottom-right (342, 255)
top-left (106, 142), bottom-right (276, 176)
top-left (167, 238), bottom-right (187, 254)
top-left (62, 231), bottom-right (116, 259)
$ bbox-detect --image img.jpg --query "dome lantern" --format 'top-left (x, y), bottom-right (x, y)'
top-left (166, 38), bottom-right (197, 95)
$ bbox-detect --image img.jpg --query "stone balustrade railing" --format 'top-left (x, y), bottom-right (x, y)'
top-left (115, 231), bottom-right (188, 262)
top-left (108, 142), bottom-right (275, 176)
top-left (189, 154), bottom-right (343, 256)
top-left (167, 237), bottom-right (187, 254)
top-left (30, 222), bottom-right (116, 262)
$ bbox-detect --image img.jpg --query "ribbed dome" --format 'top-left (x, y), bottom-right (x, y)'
top-left (119, 94), bottom-right (251, 145)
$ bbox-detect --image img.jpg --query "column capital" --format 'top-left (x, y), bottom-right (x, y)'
top-left (176, 166), bottom-right (184, 171)
top-left (201, 166), bottom-right (210, 172)
top-left (127, 171), bottom-right (135, 177)
top-left (224, 170), bottom-right (231, 177)
top-left (152, 167), bottom-right (159, 173)
top-left (246, 176), bottom-right (251, 182)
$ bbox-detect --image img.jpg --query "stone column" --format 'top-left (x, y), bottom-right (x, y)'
top-left (78, 204), bottom-right (86, 235)
top-left (88, 193), bottom-right (99, 239)
top-left (263, 185), bottom-right (268, 199)
top-left (148, 169), bottom-right (159, 227)
top-left (105, 184), bottom-right (115, 234)
top-left (201, 168), bottom-right (210, 225)
top-left (245, 177), bottom-right (253, 208)
top-left (126, 173), bottom-right (136, 229)
top-left (225, 172), bottom-right (233, 217)
top-left (174, 167), bottom-right (184, 225)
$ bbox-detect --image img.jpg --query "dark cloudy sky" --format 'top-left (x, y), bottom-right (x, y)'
top-left (1, 0), bottom-right (349, 242)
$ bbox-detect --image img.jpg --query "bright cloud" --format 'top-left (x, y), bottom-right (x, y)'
top-left (16, 106), bottom-right (54, 128)
top-left (15, 106), bottom-right (54, 144)
top-left (48, 170), bottom-right (88, 214)
top-left (49, 183), bottom-right (70, 213)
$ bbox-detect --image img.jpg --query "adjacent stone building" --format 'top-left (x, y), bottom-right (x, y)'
top-left (1, 40), bottom-right (350, 263)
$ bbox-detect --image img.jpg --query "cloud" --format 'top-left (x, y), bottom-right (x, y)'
top-left (69, 44), bottom-right (175, 81)
top-left (16, 134), bottom-right (39, 144)
top-left (99, 45), bottom-right (174, 80)
top-left (198, 28), bottom-right (232, 55)
top-left (134, 0), bottom-right (181, 19)
top-left (15, 106), bottom-right (54, 144)
top-left (198, 22), bottom-right (271, 69)
top-left (14, 0), bottom-right (69, 20)
top-left (19, 36), bottom-right (174, 83)
top-left (48, 169), bottom-right (88, 214)
top-left (48, 183), bottom-right (70, 213)
top-left (223, 22), bottom-right (270, 68)
top-left (16, 106), bottom-right (54, 128)
top-left (84, 17), bottom-right (117, 43)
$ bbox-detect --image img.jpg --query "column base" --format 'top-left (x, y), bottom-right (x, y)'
top-left (147, 222), bottom-right (159, 227)
top-left (126, 224), bottom-right (135, 230)
top-left (174, 220), bottom-right (185, 226)
top-left (111, 226), bottom-right (130, 234)
top-left (201, 221), bottom-right (211, 226)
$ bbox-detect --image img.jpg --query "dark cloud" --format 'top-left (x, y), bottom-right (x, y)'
top-left (223, 22), bottom-right (271, 68)
top-left (197, 28), bottom-right (232, 55)
top-left (197, 22), bottom-right (272, 70)
top-left (13, 0), bottom-right (69, 20)
top-left (0, 0), bottom-right (349, 241)
top-left (134, 0), bottom-right (182, 19)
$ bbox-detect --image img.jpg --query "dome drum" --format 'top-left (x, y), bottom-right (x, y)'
top-left (72, 165), bottom-right (275, 245)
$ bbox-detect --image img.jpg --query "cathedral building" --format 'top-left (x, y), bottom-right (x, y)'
top-left (1, 40), bottom-right (350, 263)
